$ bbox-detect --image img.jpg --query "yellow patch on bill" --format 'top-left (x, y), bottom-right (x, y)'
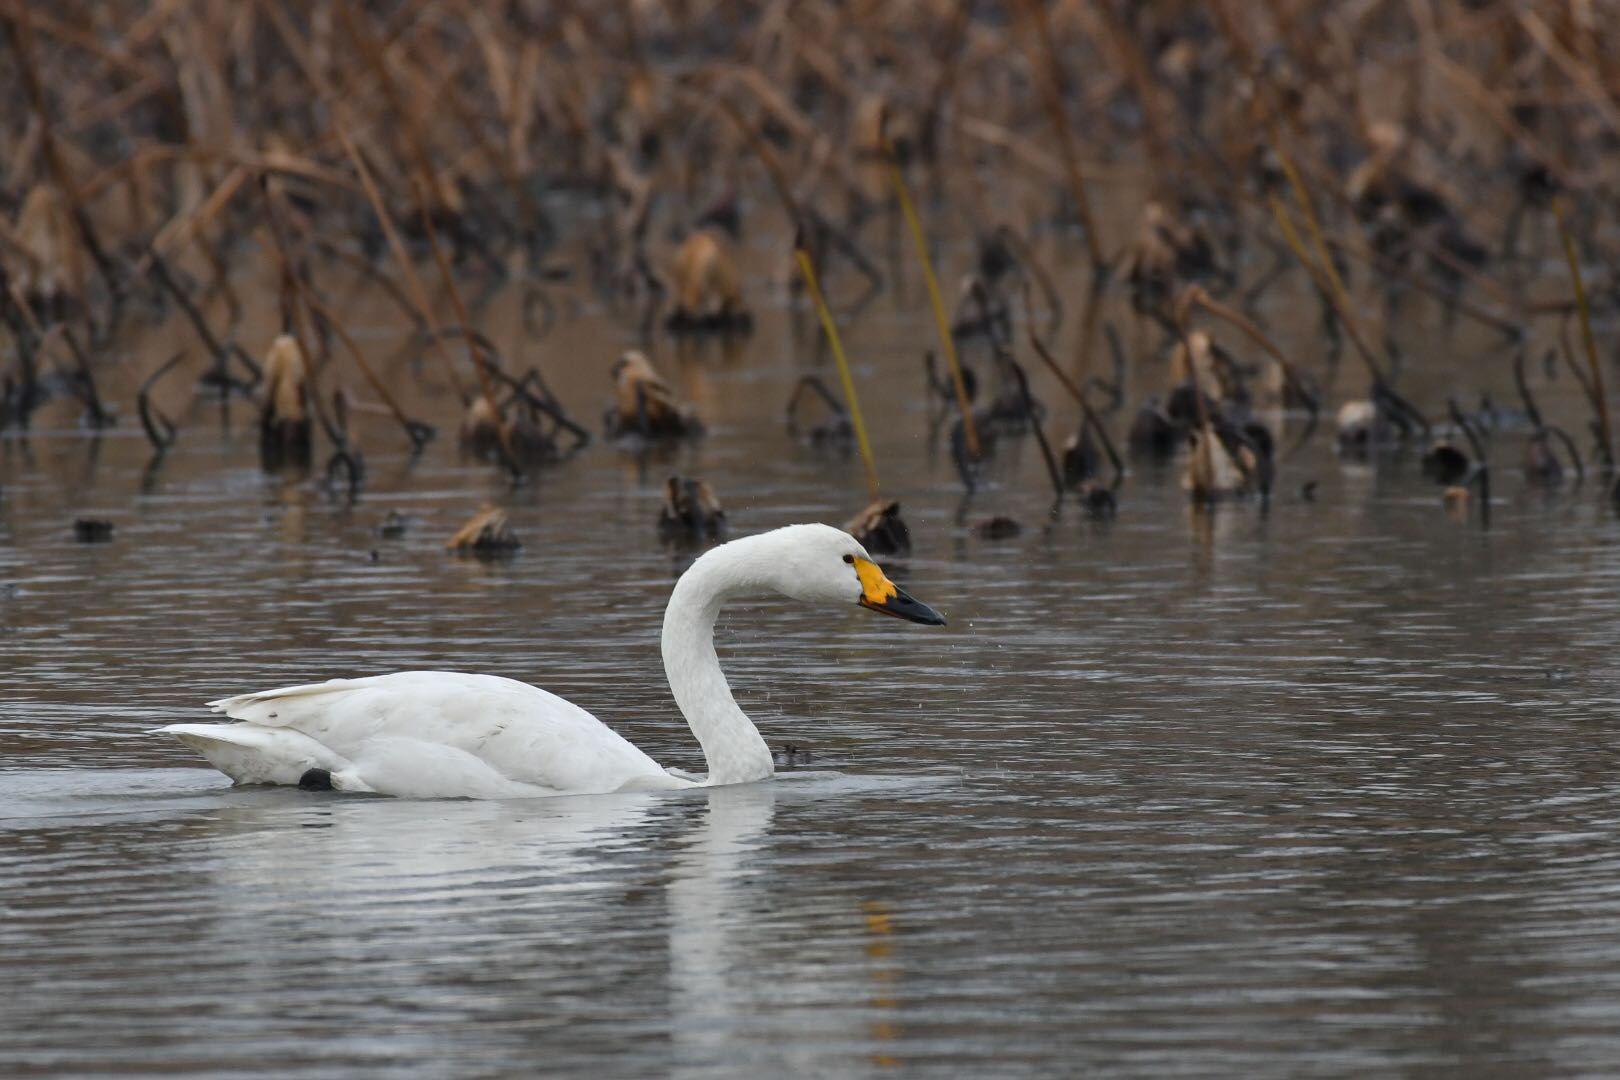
top-left (854, 557), bottom-right (897, 605)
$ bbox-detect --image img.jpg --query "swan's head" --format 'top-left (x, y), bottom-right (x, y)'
top-left (759, 524), bottom-right (946, 625)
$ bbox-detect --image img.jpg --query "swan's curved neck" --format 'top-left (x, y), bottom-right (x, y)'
top-left (661, 542), bottom-right (775, 786)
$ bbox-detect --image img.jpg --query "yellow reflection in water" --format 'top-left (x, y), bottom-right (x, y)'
top-left (862, 899), bottom-right (900, 1067)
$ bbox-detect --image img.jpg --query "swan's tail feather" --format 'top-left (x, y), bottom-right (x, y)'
top-left (158, 723), bottom-right (352, 787)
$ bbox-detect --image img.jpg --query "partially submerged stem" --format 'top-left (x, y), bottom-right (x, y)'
top-left (795, 233), bottom-right (881, 503)
top-left (56, 323), bottom-right (113, 427)
top-left (887, 138), bottom-right (980, 457)
top-left (1006, 356), bottom-right (1063, 502)
top-left (1022, 286), bottom-right (1123, 489)
top-left (146, 251), bottom-right (258, 391)
top-left (1553, 196), bottom-right (1613, 469)
top-left (1448, 399), bottom-right (1491, 529)
top-left (137, 351), bottom-right (184, 453)
top-left (302, 291), bottom-right (434, 452)
top-left (1265, 192), bottom-right (1383, 383)
top-left (1270, 144), bottom-right (1386, 377)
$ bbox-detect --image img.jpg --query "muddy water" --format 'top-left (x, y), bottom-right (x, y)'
top-left (6, 243), bottom-right (1620, 1076)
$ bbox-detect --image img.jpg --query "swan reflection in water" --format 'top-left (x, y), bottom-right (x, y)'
top-left (167, 776), bottom-right (904, 1067)
top-left (4, 769), bottom-right (915, 1073)
top-left (668, 781), bottom-right (906, 1076)
top-left (668, 782), bottom-right (775, 1075)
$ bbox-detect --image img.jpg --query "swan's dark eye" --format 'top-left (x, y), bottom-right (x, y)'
top-left (843, 554), bottom-right (854, 564)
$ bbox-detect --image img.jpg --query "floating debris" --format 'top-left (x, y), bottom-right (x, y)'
top-left (605, 351), bottom-right (702, 440)
top-left (973, 516), bottom-right (1021, 540)
top-left (446, 507), bottom-right (521, 555)
top-left (460, 369), bottom-right (590, 468)
top-left (845, 500), bottom-right (911, 557)
top-left (501, 406), bottom-right (563, 465)
top-left (666, 230), bottom-right (750, 333)
top-left (1421, 440), bottom-right (1470, 485)
top-left (1335, 401), bottom-right (1382, 452)
top-left (1185, 419), bottom-right (1274, 502)
top-left (772, 744), bottom-right (813, 769)
top-left (1128, 399), bottom-right (1180, 457)
top-left (658, 477), bottom-right (727, 543)
top-left (1334, 386), bottom-right (1430, 454)
top-left (1063, 425), bottom-right (1102, 488)
top-left (72, 518), bottom-right (114, 543)
top-left (1077, 485), bottom-right (1118, 518)
top-left (376, 512), bottom-right (408, 540)
top-left (259, 334), bottom-right (312, 470)
top-left (458, 396), bottom-right (505, 458)
top-left (1058, 415), bottom-right (1124, 514)
top-left (1185, 425), bottom-right (1247, 502)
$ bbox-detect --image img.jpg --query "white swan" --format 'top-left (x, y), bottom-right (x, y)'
top-left (159, 523), bottom-right (945, 798)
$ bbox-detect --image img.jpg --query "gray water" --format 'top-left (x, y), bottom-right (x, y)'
top-left (6, 256), bottom-right (1620, 1077)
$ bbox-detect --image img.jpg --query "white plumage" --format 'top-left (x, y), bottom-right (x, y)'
top-left (159, 524), bottom-right (945, 799)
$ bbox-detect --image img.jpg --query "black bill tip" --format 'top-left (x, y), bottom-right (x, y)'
top-left (860, 586), bottom-right (947, 626)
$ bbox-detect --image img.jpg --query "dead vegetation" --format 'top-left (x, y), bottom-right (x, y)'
top-left (658, 476), bottom-right (727, 543)
top-left (666, 230), bottom-right (750, 333)
top-left (845, 499), bottom-right (911, 557)
top-left (606, 350), bottom-right (701, 441)
top-left (0, 3), bottom-right (1617, 542)
top-left (446, 506), bottom-right (521, 556)
top-left (259, 333), bottom-right (311, 469)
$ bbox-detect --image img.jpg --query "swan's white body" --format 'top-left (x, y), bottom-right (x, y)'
top-left (159, 523), bottom-right (944, 799)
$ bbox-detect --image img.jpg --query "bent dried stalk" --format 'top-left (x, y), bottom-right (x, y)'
top-left (1006, 355), bottom-right (1063, 503)
top-left (146, 250), bottom-right (258, 391)
top-left (136, 351), bottom-right (184, 453)
top-left (1021, 285), bottom-right (1122, 490)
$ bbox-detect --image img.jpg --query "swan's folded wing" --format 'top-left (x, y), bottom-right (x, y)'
top-left (205, 671), bottom-right (669, 795)
top-left (208, 678), bottom-right (366, 723)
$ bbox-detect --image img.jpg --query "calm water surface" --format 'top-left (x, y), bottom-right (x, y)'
top-left (5, 254), bottom-right (1620, 1077)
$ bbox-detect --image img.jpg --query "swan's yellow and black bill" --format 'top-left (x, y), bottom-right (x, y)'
top-left (854, 557), bottom-right (946, 626)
